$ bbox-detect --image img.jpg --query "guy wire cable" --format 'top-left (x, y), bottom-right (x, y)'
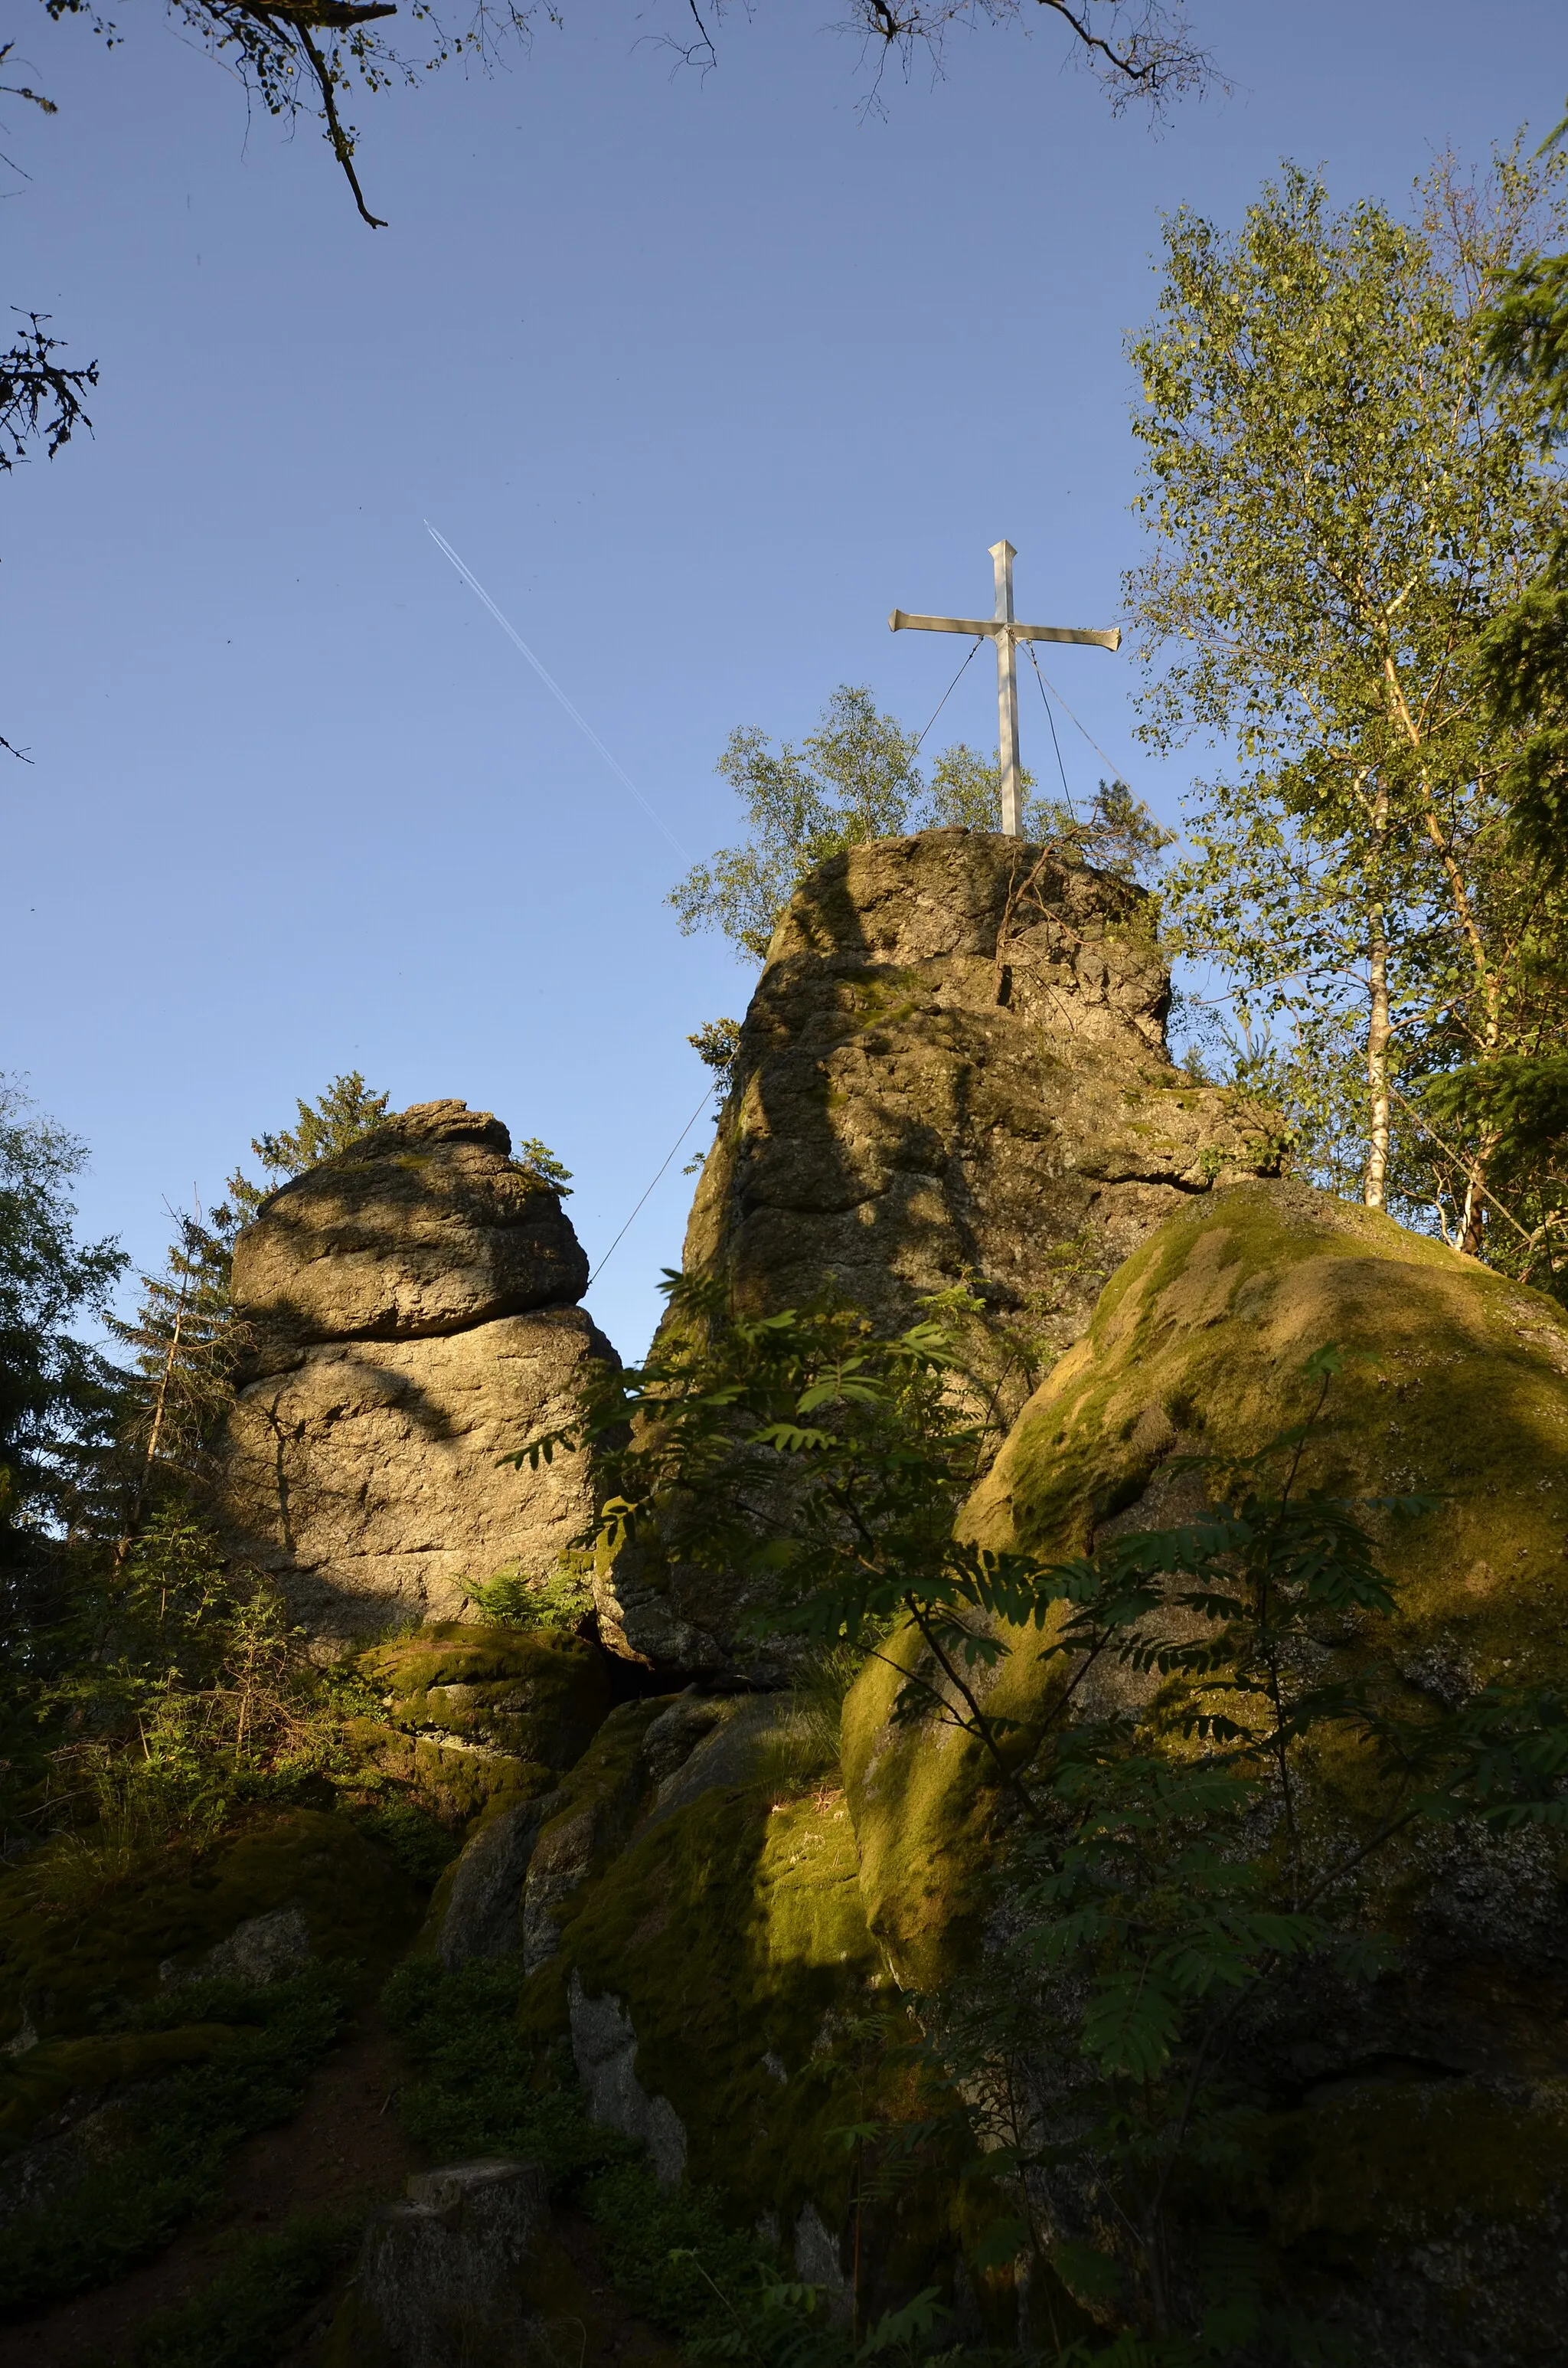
top-left (912, 636), bottom-right (983, 753)
top-left (1027, 645), bottom-right (1129, 787)
top-left (586, 1088), bottom-right (715, 1287)
top-left (1028, 642), bottom-right (1076, 816)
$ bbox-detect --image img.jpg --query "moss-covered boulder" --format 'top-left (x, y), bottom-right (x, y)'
top-left (845, 1179), bottom-right (1568, 1981)
top-left (0, 1808), bottom-right (423, 2047)
top-left (839, 1180), bottom-right (1568, 2360)
top-left (560, 1780), bottom-right (887, 2217)
top-left (352, 1623), bottom-right (616, 1825)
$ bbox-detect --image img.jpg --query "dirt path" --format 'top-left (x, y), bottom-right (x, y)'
top-left (0, 2014), bottom-right (422, 2368)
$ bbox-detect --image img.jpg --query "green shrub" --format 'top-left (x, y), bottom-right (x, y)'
top-left (355, 1799), bottom-right (460, 1886)
top-left (132, 2213), bottom-right (357, 2368)
top-left (381, 1954), bottom-right (623, 2190)
top-left (462, 1563), bottom-right (594, 1634)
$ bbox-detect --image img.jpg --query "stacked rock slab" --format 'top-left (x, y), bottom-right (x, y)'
top-left (681, 828), bottom-right (1279, 1378)
top-left (212, 1101), bottom-right (615, 1646)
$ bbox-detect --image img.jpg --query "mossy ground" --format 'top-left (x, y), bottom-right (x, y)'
top-left (0, 1808), bottom-right (422, 2050)
top-left (0, 1966), bottom-right (349, 2312)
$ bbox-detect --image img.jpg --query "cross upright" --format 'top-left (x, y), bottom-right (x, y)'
top-left (890, 541), bottom-right (1120, 837)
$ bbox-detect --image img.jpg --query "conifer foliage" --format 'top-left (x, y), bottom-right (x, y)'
top-left (226, 1071), bottom-right (393, 1221)
top-left (105, 1208), bottom-right (246, 1536)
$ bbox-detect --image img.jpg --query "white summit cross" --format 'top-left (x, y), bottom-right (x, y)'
top-left (890, 540), bottom-right (1120, 837)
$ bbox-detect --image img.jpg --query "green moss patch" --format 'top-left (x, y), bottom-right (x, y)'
top-left (357, 1623), bottom-right (614, 1767)
top-left (558, 1778), bottom-right (889, 2229)
top-left (0, 1808), bottom-right (421, 2046)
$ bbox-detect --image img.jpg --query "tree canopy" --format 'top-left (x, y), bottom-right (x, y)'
top-left (1128, 149), bottom-right (1568, 1274)
top-left (671, 682), bottom-right (1169, 964)
top-left (0, 1081), bottom-right (122, 1580)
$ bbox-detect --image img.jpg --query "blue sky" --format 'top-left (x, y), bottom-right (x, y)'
top-left (2, 0), bottom-right (1561, 1356)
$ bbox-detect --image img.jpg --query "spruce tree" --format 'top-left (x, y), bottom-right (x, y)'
top-left (227, 1071), bottom-right (393, 1220)
top-left (105, 1208), bottom-right (245, 1534)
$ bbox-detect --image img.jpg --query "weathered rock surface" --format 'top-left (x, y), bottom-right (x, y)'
top-left (158, 1904), bottom-right (310, 1990)
top-left (568, 1972), bottom-right (688, 2186)
top-left (212, 1103), bottom-right (616, 1645)
top-left (232, 1097), bottom-right (587, 1375)
top-left (353, 2158), bottom-right (548, 2367)
top-left (433, 1791), bottom-right (563, 1970)
top-left (596, 829), bottom-right (1279, 1671)
top-left (682, 829), bottom-right (1279, 1372)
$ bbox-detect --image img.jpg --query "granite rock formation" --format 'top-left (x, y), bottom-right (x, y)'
top-left (682, 828), bottom-right (1279, 1385)
top-left (212, 1101), bottom-right (615, 1645)
top-left (596, 828), bottom-right (1282, 1673)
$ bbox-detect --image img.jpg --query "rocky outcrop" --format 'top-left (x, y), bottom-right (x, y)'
top-left (594, 829), bottom-right (1280, 1673)
top-left (211, 1102), bottom-right (616, 1646)
top-left (681, 830), bottom-right (1280, 1382)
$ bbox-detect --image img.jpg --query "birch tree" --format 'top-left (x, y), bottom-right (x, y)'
top-left (1129, 154), bottom-right (1568, 1255)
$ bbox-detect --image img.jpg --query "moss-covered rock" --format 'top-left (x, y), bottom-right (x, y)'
top-left (837, 1180), bottom-right (1568, 2359)
top-left (361, 1624), bottom-right (614, 1761)
top-left (549, 1778), bottom-right (890, 2235)
top-left (350, 1621), bottom-right (616, 1824)
top-left (0, 1808), bottom-right (422, 2046)
top-left (518, 1699), bottom-right (672, 1974)
top-left (844, 1179), bottom-right (1568, 1980)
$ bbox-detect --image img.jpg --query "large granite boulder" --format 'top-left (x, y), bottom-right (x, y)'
top-left (212, 1102), bottom-right (615, 1646)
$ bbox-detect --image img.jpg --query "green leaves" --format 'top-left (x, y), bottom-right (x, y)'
top-left (1416, 1683), bottom-right (1568, 1827)
top-left (1126, 150), bottom-right (1568, 1257)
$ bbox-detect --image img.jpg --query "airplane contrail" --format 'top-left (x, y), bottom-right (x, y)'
top-left (424, 522), bottom-right (688, 860)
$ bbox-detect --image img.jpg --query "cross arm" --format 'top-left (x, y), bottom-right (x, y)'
top-left (890, 609), bottom-right (1120, 651)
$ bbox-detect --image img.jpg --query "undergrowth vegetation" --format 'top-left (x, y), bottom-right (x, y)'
top-left (383, 1954), bottom-right (984, 2368)
top-left (0, 1966), bottom-right (348, 2313)
top-left (131, 2212), bottom-right (358, 2368)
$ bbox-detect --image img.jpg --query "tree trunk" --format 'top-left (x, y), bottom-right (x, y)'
top-left (1365, 905), bottom-right (1391, 1209)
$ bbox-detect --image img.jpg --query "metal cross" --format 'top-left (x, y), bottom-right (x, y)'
top-left (890, 540), bottom-right (1120, 837)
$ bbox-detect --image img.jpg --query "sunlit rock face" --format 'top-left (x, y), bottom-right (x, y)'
top-left (591, 829), bottom-right (1281, 1675)
top-left (213, 1101), bottom-right (614, 1647)
top-left (231, 1097), bottom-right (588, 1375)
top-left (681, 828), bottom-right (1279, 1400)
